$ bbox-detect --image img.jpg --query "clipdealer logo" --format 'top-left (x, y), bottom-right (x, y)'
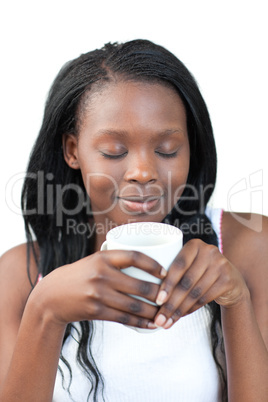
top-left (227, 170), bottom-right (263, 232)
top-left (4, 170), bottom-right (265, 233)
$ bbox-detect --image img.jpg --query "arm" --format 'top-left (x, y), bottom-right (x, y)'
top-left (0, 244), bottom-right (38, 386)
top-left (153, 212), bottom-right (268, 401)
top-left (221, 212), bottom-right (268, 401)
top-left (0, 296), bottom-right (66, 402)
top-left (0, 246), bottom-right (164, 401)
top-left (221, 295), bottom-right (268, 401)
top-left (0, 244), bottom-right (65, 402)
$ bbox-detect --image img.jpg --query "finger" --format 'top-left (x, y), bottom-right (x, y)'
top-left (109, 269), bottom-right (160, 304)
top-left (159, 271), bottom-right (220, 328)
top-left (93, 304), bottom-right (157, 330)
top-left (154, 267), bottom-right (209, 329)
top-left (100, 250), bottom-right (167, 279)
top-left (154, 243), bottom-right (222, 328)
top-left (187, 280), bottom-right (231, 317)
top-left (183, 255), bottom-right (239, 312)
top-left (154, 239), bottom-right (201, 306)
top-left (101, 288), bottom-right (158, 320)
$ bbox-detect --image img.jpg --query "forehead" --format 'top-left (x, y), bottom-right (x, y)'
top-left (78, 80), bottom-right (187, 135)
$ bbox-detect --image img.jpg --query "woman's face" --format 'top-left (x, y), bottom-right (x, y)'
top-left (64, 81), bottom-right (190, 245)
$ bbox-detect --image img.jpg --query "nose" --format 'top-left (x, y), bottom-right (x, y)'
top-left (124, 153), bottom-right (158, 184)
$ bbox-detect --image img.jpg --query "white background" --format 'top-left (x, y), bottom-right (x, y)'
top-left (1, 0), bottom-right (267, 256)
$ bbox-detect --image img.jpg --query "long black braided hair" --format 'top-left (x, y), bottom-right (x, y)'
top-left (21, 39), bottom-right (227, 401)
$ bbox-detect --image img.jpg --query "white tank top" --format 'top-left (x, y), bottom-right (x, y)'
top-left (53, 208), bottom-right (224, 402)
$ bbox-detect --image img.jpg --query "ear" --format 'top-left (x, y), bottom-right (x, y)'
top-left (62, 134), bottom-right (80, 169)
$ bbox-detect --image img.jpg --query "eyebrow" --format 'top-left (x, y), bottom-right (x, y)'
top-left (156, 129), bottom-right (185, 137)
top-left (94, 128), bottom-right (185, 138)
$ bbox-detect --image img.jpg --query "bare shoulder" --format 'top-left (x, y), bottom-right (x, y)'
top-left (0, 243), bottom-right (39, 317)
top-left (0, 243), bottom-right (39, 381)
top-left (221, 211), bottom-right (268, 334)
top-left (221, 211), bottom-right (268, 276)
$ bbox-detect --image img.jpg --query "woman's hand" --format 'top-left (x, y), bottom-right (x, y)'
top-left (153, 238), bottom-right (250, 329)
top-left (31, 250), bottom-right (166, 329)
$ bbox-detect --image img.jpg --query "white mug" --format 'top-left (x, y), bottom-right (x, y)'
top-left (101, 221), bottom-right (183, 333)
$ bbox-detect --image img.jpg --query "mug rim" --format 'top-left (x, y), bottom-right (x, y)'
top-left (106, 221), bottom-right (183, 249)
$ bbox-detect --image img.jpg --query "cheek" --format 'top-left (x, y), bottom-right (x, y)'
top-left (168, 158), bottom-right (190, 202)
top-left (171, 177), bottom-right (188, 204)
top-left (78, 156), bottom-right (121, 196)
top-left (82, 173), bottom-right (119, 198)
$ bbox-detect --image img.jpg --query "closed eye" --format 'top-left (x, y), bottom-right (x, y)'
top-left (100, 152), bottom-right (128, 159)
top-left (155, 151), bottom-right (178, 158)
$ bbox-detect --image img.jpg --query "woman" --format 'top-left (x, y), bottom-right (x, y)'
top-left (0, 39), bottom-right (267, 401)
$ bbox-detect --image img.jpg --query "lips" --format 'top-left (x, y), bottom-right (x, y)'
top-left (118, 195), bottom-right (163, 213)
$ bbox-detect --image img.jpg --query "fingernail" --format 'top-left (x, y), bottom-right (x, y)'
top-left (147, 322), bottom-right (158, 329)
top-left (155, 314), bottom-right (166, 327)
top-left (160, 267), bottom-right (167, 277)
top-left (163, 318), bottom-right (173, 329)
top-left (156, 290), bottom-right (168, 306)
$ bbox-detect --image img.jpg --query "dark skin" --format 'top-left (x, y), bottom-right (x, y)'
top-left (0, 81), bottom-right (268, 401)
